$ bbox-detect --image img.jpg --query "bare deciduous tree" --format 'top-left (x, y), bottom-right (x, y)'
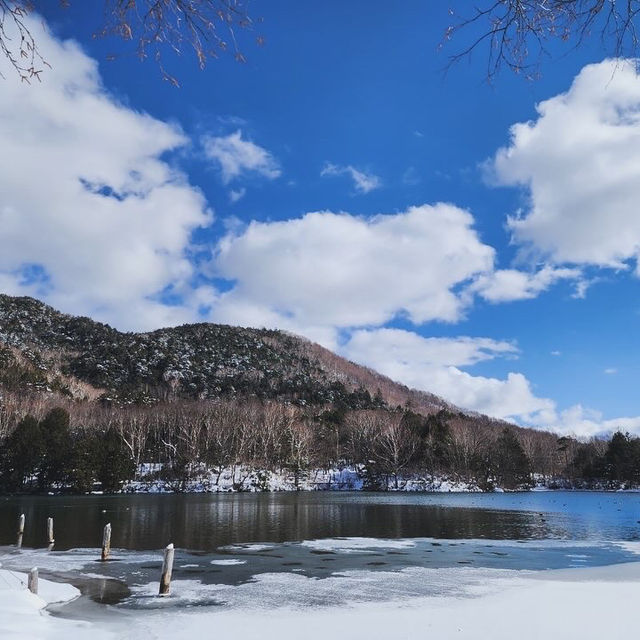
top-left (0, 0), bottom-right (258, 84)
top-left (447, 1), bottom-right (640, 80)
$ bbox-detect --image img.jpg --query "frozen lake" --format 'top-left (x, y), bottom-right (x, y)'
top-left (1, 491), bottom-right (640, 619)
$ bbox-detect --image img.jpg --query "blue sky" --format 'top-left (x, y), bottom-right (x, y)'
top-left (1, 2), bottom-right (640, 436)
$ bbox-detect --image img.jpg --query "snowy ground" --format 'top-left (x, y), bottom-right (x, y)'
top-left (2, 552), bottom-right (639, 639)
top-left (125, 464), bottom-right (480, 493)
top-left (0, 567), bottom-right (112, 640)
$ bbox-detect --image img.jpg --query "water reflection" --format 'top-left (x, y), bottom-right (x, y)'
top-left (2, 491), bottom-right (640, 551)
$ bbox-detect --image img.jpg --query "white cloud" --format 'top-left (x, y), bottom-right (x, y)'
top-left (342, 328), bottom-right (640, 437)
top-left (471, 265), bottom-right (581, 302)
top-left (229, 187), bottom-right (246, 203)
top-left (345, 329), bottom-right (519, 368)
top-left (546, 405), bottom-right (640, 439)
top-left (0, 18), bottom-right (212, 330)
top-left (202, 130), bottom-right (281, 184)
top-left (210, 204), bottom-right (495, 334)
top-left (551, 350), bottom-right (562, 356)
top-left (491, 59), bottom-right (640, 273)
top-left (604, 368), bottom-right (618, 375)
top-left (321, 163), bottom-right (382, 194)
top-left (342, 328), bottom-right (552, 423)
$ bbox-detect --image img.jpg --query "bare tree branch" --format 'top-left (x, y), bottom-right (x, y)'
top-left (445, 1), bottom-right (640, 81)
top-left (0, 0), bottom-right (259, 85)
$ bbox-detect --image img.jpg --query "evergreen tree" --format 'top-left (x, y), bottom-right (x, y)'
top-left (604, 432), bottom-right (640, 485)
top-left (0, 415), bottom-right (43, 492)
top-left (95, 428), bottom-right (135, 493)
top-left (38, 408), bottom-right (73, 491)
top-left (493, 429), bottom-right (532, 490)
top-left (69, 430), bottom-right (99, 493)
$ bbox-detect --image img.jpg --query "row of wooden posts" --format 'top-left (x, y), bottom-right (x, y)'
top-left (16, 513), bottom-right (175, 597)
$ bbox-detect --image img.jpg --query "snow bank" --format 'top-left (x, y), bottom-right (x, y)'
top-left (0, 567), bottom-right (113, 640)
top-left (124, 464), bottom-right (480, 494)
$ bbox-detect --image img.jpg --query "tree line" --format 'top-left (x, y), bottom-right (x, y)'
top-left (0, 392), bottom-right (639, 493)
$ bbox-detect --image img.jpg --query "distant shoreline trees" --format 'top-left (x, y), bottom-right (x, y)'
top-left (0, 398), bottom-right (637, 494)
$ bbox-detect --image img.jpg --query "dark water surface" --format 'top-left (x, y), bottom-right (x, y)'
top-left (2, 491), bottom-right (640, 551)
top-left (1, 491), bottom-right (640, 613)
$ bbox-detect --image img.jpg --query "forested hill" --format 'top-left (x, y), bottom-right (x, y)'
top-left (0, 294), bottom-right (452, 413)
top-left (3, 294), bottom-right (638, 493)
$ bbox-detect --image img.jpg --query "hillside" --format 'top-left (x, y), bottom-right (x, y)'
top-left (1, 295), bottom-right (630, 493)
top-left (0, 294), bottom-right (452, 414)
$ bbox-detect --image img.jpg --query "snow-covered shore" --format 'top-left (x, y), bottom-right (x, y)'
top-left (120, 464), bottom-right (640, 494)
top-left (0, 567), bottom-right (112, 640)
top-left (2, 558), bottom-right (639, 639)
top-left (124, 464), bottom-right (481, 493)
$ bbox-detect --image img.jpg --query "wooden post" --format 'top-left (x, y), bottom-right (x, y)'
top-left (17, 513), bottom-right (25, 549)
top-left (28, 568), bottom-right (38, 595)
top-left (46, 517), bottom-right (54, 545)
top-left (101, 523), bottom-right (111, 561)
top-left (159, 543), bottom-right (174, 595)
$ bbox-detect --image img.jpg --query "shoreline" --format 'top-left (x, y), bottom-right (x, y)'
top-left (4, 464), bottom-right (640, 496)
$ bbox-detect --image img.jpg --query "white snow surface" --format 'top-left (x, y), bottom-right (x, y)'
top-left (299, 537), bottom-right (416, 552)
top-left (0, 567), bottom-right (112, 640)
top-left (3, 557), bottom-right (640, 639)
top-left (147, 562), bottom-right (640, 640)
top-left (124, 464), bottom-right (480, 493)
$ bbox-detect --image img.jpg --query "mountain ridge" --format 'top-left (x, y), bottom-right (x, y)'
top-left (0, 294), bottom-right (460, 417)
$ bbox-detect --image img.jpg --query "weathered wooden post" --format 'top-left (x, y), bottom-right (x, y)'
top-left (101, 523), bottom-right (111, 561)
top-left (28, 568), bottom-right (38, 595)
top-left (46, 517), bottom-right (54, 546)
top-left (159, 543), bottom-right (174, 595)
top-left (17, 513), bottom-right (25, 548)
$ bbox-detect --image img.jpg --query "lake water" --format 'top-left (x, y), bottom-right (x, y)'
top-left (1, 491), bottom-right (639, 614)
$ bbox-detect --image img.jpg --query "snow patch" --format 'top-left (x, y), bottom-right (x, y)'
top-left (300, 537), bottom-right (417, 552)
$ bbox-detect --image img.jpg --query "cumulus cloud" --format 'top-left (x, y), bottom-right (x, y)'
top-left (491, 59), bottom-right (640, 273)
top-left (342, 328), bottom-right (640, 437)
top-left (472, 265), bottom-right (581, 302)
top-left (0, 18), bottom-right (212, 330)
top-left (321, 163), bottom-right (382, 193)
top-left (210, 204), bottom-right (495, 335)
top-left (342, 328), bottom-right (553, 423)
top-left (202, 129), bottom-right (281, 184)
top-left (545, 405), bottom-right (640, 439)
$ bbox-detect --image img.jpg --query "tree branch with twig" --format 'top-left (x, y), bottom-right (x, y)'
top-left (444, 1), bottom-right (640, 81)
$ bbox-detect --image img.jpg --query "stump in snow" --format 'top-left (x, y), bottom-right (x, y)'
top-left (101, 523), bottom-right (112, 561)
top-left (46, 517), bottom-right (54, 549)
top-left (28, 568), bottom-right (38, 595)
top-left (159, 543), bottom-right (174, 595)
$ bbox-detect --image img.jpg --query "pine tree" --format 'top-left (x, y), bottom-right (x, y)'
top-left (493, 428), bottom-right (532, 490)
top-left (39, 408), bottom-right (73, 491)
top-left (96, 428), bottom-right (135, 493)
top-left (0, 415), bottom-right (43, 492)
